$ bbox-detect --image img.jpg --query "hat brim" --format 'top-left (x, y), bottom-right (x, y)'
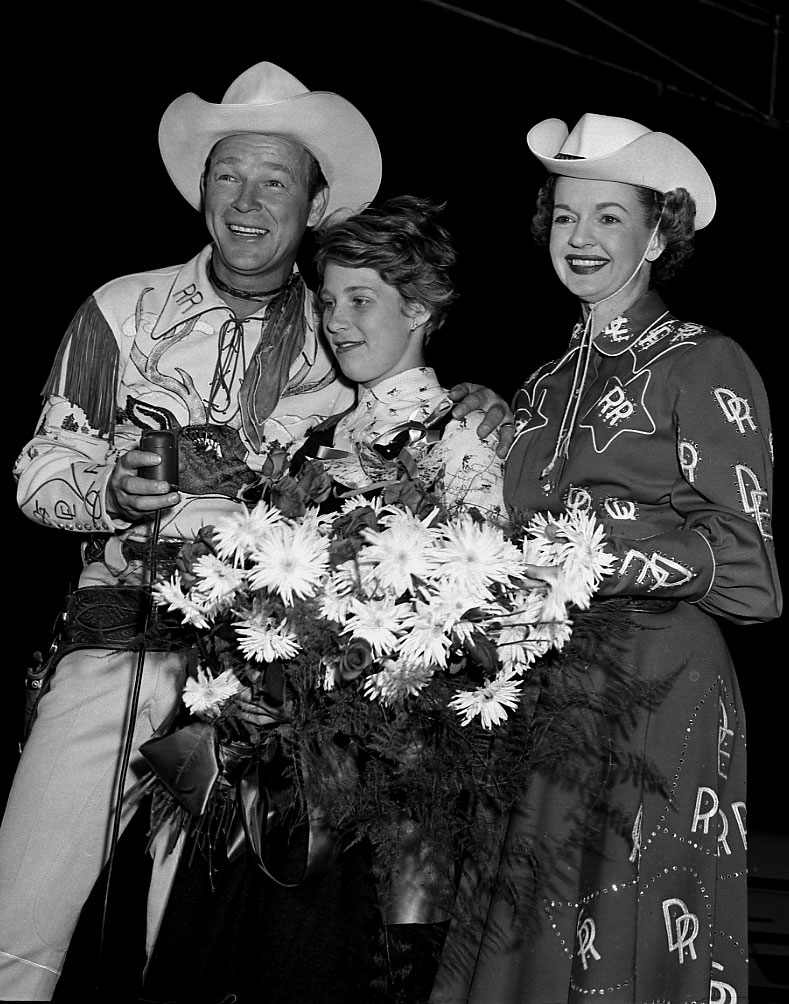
top-left (527, 118), bottom-right (715, 229)
top-left (159, 90), bottom-right (382, 222)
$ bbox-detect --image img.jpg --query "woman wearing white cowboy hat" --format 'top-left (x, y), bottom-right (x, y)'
top-left (431, 114), bottom-right (780, 1004)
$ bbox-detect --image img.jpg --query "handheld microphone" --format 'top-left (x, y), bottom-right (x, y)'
top-left (140, 429), bottom-right (179, 488)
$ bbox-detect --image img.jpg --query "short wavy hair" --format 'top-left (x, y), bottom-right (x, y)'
top-left (313, 195), bottom-right (458, 336)
top-left (530, 174), bottom-right (696, 285)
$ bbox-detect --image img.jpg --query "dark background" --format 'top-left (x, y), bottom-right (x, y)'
top-left (3, 1), bottom-right (785, 845)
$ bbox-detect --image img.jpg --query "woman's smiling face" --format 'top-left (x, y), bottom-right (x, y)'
top-left (549, 176), bottom-right (659, 305)
top-left (319, 264), bottom-right (427, 389)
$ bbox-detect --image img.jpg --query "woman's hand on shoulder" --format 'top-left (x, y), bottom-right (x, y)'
top-left (447, 382), bottom-right (515, 458)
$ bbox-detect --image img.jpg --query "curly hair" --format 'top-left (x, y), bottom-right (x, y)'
top-left (313, 195), bottom-right (458, 336)
top-left (530, 174), bottom-right (697, 285)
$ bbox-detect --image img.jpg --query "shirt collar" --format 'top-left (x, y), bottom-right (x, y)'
top-left (356, 367), bottom-right (444, 410)
top-left (590, 289), bottom-right (671, 356)
top-left (150, 246), bottom-right (312, 349)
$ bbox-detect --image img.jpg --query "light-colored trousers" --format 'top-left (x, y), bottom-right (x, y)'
top-left (0, 644), bottom-right (186, 1000)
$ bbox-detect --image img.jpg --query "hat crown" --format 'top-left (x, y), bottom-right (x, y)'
top-left (560, 113), bottom-right (652, 159)
top-left (222, 61), bottom-right (309, 107)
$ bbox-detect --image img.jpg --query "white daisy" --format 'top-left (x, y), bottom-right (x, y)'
top-left (363, 658), bottom-right (435, 704)
top-left (560, 510), bottom-right (617, 602)
top-left (182, 665), bottom-right (243, 717)
top-left (319, 561), bottom-right (362, 623)
top-left (343, 596), bottom-right (408, 658)
top-left (495, 592), bottom-right (547, 671)
top-left (434, 517), bottom-right (522, 595)
top-left (360, 511), bottom-right (439, 595)
top-left (449, 674), bottom-right (523, 729)
top-left (212, 504), bottom-right (285, 565)
top-left (414, 580), bottom-right (487, 646)
top-left (529, 617), bottom-right (573, 652)
top-left (153, 573), bottom-right (213, 629)
top-left (190, 554), bottom-right (247, 604)
top-left (234, 614), bottom-right (301, 662)
top-left (398, 601), bottom-right (453, 669)
top-left (248, 520), bottom-right (329, 605)
top-left (337, 495), bottom-right (384, 516)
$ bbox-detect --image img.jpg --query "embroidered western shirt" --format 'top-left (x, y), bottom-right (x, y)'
top-left (504, 291), bottom-right (781, 623)
top-left (15, 246), bottom-right (354, 544)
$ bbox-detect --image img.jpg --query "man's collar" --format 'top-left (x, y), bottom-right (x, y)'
top-left (150, 246), bottom-right (307, 339)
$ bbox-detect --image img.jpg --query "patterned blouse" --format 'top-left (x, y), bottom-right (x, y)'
top-left (329, 366), bottom-right (504, 520)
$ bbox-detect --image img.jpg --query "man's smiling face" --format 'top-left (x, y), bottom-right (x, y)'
top-left (203, 133), bottom-right (326, 290)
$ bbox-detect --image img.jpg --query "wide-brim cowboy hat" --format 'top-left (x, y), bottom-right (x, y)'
top-left (159, 61), bottom-right (382, 222)
top-left (527, 113), bottom-right (715, 229)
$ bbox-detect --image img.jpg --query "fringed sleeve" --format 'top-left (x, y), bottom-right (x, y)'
top-left (42, 296), bottom-right (120, 438)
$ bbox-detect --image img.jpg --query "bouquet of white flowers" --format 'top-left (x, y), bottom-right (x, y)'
top-left (140, 470), bottom-right (622, 907)
top-left (154, 498), bottom-right (615, 732)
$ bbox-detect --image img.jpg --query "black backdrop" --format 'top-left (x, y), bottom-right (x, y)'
top-left (3, 2), bottom-right (785, 836)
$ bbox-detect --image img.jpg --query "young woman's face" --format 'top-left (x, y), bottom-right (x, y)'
top-left (319, 264), bottom-right (426, 388)
top-left (549, 177), bottom-right (659, 304)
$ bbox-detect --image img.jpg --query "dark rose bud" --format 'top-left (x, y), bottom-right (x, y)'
top-left (295, 461), bottom-right (333, 505)
top-left (333, 506), bottom-right (379, 539)
top-left (261, 445), bottom-right (290, 481)
top-left (270, 476), bottom-right (307, 518)
top-left (338, 638), bottom-right (374, 682)
top-left (176, 528), bottom-right (217, 590)
top-left (462, 632), bottom-right (500, 673)
top-left (384, 479), bottom-right (449, 522)
top-left (328, 538), bottom-right (360, 567)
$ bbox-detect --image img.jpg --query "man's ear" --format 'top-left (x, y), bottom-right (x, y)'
top-left (307, 187), bottom-right (330, 228)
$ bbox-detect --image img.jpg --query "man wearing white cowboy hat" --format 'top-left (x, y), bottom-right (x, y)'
top-left (0, 60), bottom-right (510, 1001)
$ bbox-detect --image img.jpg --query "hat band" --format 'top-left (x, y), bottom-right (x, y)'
top-left (555, 154), bottom-right (584, 160)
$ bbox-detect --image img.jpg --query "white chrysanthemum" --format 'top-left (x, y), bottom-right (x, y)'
top-left (525, 510), bottom-right (571, 544)
top-left (434, 517), bottom-right (523, 595)
top-left (248, 520), bottom-right (329, 604)
top-left (360, 512), bottom-right (439, 595)
top-left (337, 495), bottom-right (384, 516)
top-left (521, 534), bottom-right (560, 567)
top-left (190, 554), bottom-right (247, 604)
top-left (560, 510), bottom-right (617, 605)
top-left (212, 504), bottom-right (285, 565)
top-left (414, 580), bottom-right (489, 646)
top-left (343, 597), bottom-right (408, 658)
top-left (398, 601), bottom-right (453, 669)
top-left (529, 617), bottom-right (573, 652)
top-left (182, 666), bottom-right (243, 716)
top-left (363, 658), bottom-right (435, 704)
top-left (535, 564), bottom-right (575, 620)
top-left (234, 614), bottom-right (301, 662)
top-left (449, 674), bottom-right (523, 729)
top-left (153, 573), bottom-right (214, 629)
top-left (495, 591), bottom-right (547, 671)
top-left (319, 561), bottom-right (361, 623)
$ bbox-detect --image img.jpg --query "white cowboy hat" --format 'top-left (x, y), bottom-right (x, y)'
top-left (527, 113), bottom-right (716, 229)
top-left (158, 61), bottom-right (382, 222)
